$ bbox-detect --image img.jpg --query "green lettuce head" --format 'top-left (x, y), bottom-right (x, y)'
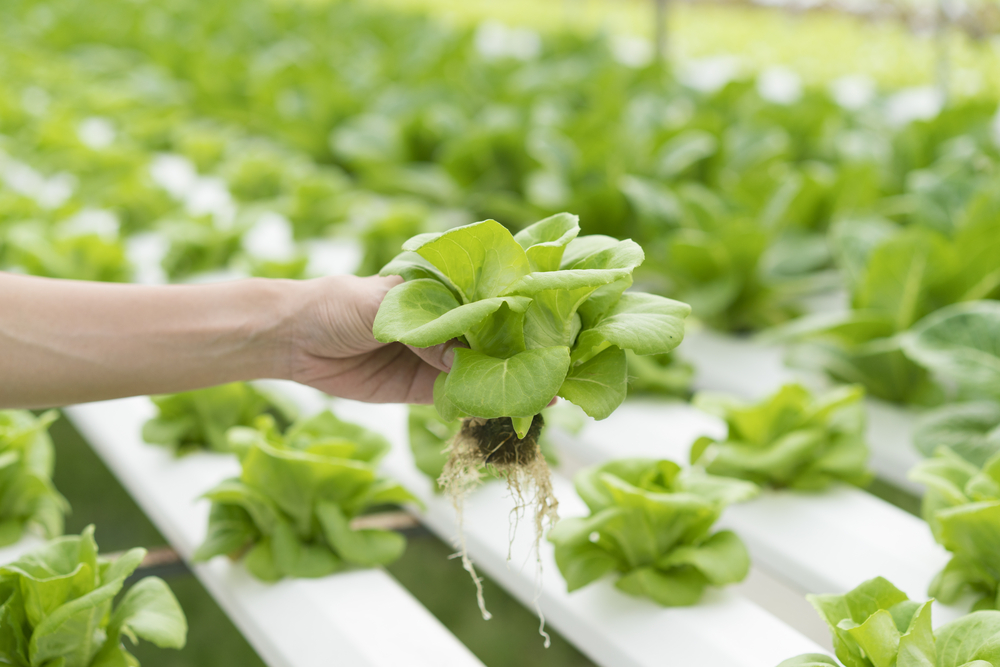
top-left (910, 447), bottom-right (1000, 611)
top-left (778, 575), bottom-right (1000, 667)
top-left (691, 383), bottom-right (872, 490)
top-left (548, 458), bottom-right (757, 606)
top-left (0, 526), bottom-right (187, 667)
top-left (373, 213), bottom-right (691, 437)
top-left (194, 412), bottom-right (419, 581)
top-left (0, 410), bottom-right (68, 546)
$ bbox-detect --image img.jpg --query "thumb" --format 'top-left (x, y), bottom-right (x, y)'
top-left (408, 340), bottom-right (459, 374)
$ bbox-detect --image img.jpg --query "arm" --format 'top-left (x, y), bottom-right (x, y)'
top-left (0, 272), bottom-right (454, 409)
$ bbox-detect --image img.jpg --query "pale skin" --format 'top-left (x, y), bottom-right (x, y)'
top-left (0, 272), bottom-right (456, 410)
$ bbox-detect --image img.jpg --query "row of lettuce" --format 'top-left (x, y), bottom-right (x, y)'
top-left (3, 369), bottom-right (998, 663)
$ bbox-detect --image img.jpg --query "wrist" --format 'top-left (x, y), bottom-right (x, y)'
top-left (241, 278), bottom-right (306, 383)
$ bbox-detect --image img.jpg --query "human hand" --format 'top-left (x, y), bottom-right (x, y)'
top-left (284, 274), bottom-right (456, 404)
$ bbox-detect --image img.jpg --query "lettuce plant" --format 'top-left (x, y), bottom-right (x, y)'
top-left (909, 447), bottom-right (1000, 611)
top-left (374, 213), bottom-right (690, 432)
top-left (548, 458), bottom-right (757, 606)
top-left (903, 302), bottom-right (1000, 467)
top-left (777, 576), bottom-right (1000, 667)
top-left (0, 410), bottom-right (68, 546)
top-left (193, 412), bottom-right (418, 581)
top-left (690, 384), bottom-right (872, 490)
top-left (777, 218), bottom-right (1000, 404)
top-left (0, 526), bottom-right (187, 667)
top-left (142, 382), bottom-right (295, 455)
top-left (375, 212), bottom-right (689, 611)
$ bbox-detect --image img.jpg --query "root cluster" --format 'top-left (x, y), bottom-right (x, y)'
top-left (437, 414), bottom-right (559, 632)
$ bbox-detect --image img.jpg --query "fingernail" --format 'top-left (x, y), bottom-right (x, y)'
top-left (442, 345), bottom-right (455, 371)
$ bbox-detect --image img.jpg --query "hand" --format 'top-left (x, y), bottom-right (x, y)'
top-left (285, 274), bottom-right (456, 404)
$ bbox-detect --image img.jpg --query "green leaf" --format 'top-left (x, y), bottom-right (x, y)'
top-left (315, 502), bottom-right (406, 566)
top-left (269, 516), bottom-right (342, 578)
top-left (914, 402), bottom-right (1000, 467)
top-left (656, 530), bottom-right (750, 586)
top-left (558, 346), bottom-right (627, 420)
top-left (842, 609), bottom-right (900, 667)
top-left (373, 278), bottom-right (531, 348)
top-left (409, 219), bottom-right (531, 302)
top-left (192, 503), bottom-right (258, 562)
top-left (513, 212), bottom-right (580, 272)
top-left (588, 293), bottom-right (690, 356)
top-left (904, 302), bottom-right (1000, 400)
top-left (29, 576), bottom-right (125, 667)
top-left (443, 346), bottom-right (570, 419)
top-left (615, 566), bottom-right (709, 606)
top-left (936, 610), bottom-right (1000, 666)
top-left (109, 578), bottom-right (187, 649)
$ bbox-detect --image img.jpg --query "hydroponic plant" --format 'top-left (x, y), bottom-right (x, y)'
top-left (0, 410), bottom-right (68, 546)
top-left (903, 302), bottom-right (1000, 467)
top-left (776, 218), bottom-right (1000, 404)
top-left (690, 384), bottom-right (872, 490)
top-left (374, 212), bottom-right (689, 580)
top-left (776, 576), bottom-right (1000, 667)
top-left (909, 447), bottom-right (1000, 611)
top-left (193, 412), bottom-right (418, 581)
top-left (548, 458), bottom-right (757, 606)
top-left (0, 525), bottom-right (187, 667)
top-left (142, 382), bottom-right (296, 455)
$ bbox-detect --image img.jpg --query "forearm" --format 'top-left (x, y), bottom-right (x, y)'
top-left (0, 273), bottom-right (298, 408)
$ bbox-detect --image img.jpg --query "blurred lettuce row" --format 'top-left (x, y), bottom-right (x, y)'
top-left (910, 448), bottom-right (1000, 612)
top-left (0, 410), bottom-right (68, 547)
top-left (776, 576), bottom-right (1000, 667)
top-left (0, 525), bottom-right (187, 667)
top-left (10, 0), bottom-right (1000, 334)
top-left (691, 383), bottom-right (872, 490)
top-left (548, 458), bottom-right (757, 606)
top-left (142, 382), bottom-right (297, 455)
top-left (193, 412), bottom-right (419, 581)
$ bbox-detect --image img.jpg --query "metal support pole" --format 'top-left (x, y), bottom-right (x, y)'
top-left (654, 0), bottom-right (669, 62)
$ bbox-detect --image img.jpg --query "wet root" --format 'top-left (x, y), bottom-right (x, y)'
top-left (437, 414), bottom-right (559, 633)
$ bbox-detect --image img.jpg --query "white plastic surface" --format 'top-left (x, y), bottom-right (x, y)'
top-left (65, 398), bottom-right (483, 667)
top-left (334, 399), bottom-right (825, 667)
top-left (569, 397), bottom-right (972, 624)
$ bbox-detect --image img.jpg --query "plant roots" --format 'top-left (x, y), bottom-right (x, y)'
top-left (438, 414), bottom-right (559, 635)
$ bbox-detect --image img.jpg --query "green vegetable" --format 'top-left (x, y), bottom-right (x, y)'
top-left (0, 410), bottom-right (68, 547)
top-left (374, 213), bottom-right (690, 433)
top-left (193, 412), bottom-right (418, 581)
top-left (910, 447), bottom-right (1000, 610)
top-left (548, 458), bottom-right (757, 606)
top-left (776, 576), bottom-right (1000, 667)
top-left (0, 525), bottom-right (187, 667)
top-left (691, 384), bottom-right (872, 490)
top-left (625, 350), bottom-right (693, 397)
top-left (904, 302), bottom-right (1000, 466)
top-left (142, 383), bottom-right (296, 455)
top-left (777, 218), bottom-right (1000, 404)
